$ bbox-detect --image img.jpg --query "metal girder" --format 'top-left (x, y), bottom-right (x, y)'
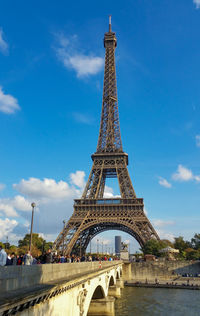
top-left (54, 198), bottom-right (159, 255)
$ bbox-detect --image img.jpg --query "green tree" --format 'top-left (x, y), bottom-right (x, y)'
top-left (44, 242), bottom-right (53, 252)
top-left (141, 239), bottom-right (177, 257)
top-left (18, 233), bottom-right (45, 251)
top-left (0, 242), bottom-right (5, 248)
top-left (174, 236), bottom-right (189, 252)
top-left (185, 248), bottom-right (200, 260)
top-left (191, 233), bottom-right (200, 250)
top-left (159, 239), bottom-right (174, 249)
top-left (3, 242), bottom-right (10, 249)
top-left (18, 233), bottom-right (53, 253)
top-left (141, 239), bottom-right (163, 257)
top-left (173, 236), bottom-right (190, 259)
top-left (9, 245), bottom-right (18, 253)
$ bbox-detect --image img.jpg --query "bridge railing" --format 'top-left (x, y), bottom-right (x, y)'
top-left (0, 261), bottom-right (122, 294)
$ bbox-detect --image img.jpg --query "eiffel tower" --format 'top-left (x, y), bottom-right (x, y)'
top-left (54, 17), bottom-right (159, 255)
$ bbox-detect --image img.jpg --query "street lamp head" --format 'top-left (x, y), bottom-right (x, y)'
top-left (31, 202), bottom-right (36, 208)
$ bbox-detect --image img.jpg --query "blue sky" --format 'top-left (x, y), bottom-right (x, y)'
top-left (0, 0), bottom-right (200, 252)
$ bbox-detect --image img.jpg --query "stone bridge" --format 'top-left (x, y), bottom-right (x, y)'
top-left (0, 261), bottom-right (130, 316)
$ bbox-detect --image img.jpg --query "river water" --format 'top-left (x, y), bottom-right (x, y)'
top-left (115, 287), bottom-right (200, 316)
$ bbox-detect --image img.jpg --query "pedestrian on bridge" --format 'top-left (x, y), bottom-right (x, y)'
top-left (23, 251), bottom-right (33, 265)
top-left (0, 246), bottom-right (7, 266)
top-left (45, 249), bottom-right (53, 264)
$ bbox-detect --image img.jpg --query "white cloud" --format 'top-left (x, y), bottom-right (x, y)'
top-left (156, 229), bottom-right (175, 242)
top-left (0, 86), bottom-right (20, 114)
top-left (152, 219), bottom-right (175, 228)
top-left (172, 164), bottom-right (200, 182)
top-left (193, 0), bottom-right (200, 9)
top-left (103, 186), bottom-right (114, 198)
top-left (0, 28), bottom-right (8, 55)
top-left (0, 195), bottom-right (32, 217)
top-left (67, 55), bottom-right (104, 77)
top-left (0, 172), bottom-right (87, 242)
top-left (55, 33), bottom-right (104, 78)
top-left (9, 173), bottom-right (88, 238)
top-left (12, 195), bottom-right (32, 211)
top-left (158, 177), bottom-right (172, 188)
top-left (152, 219), bottom-right (175, 242)
top-left (13, 177), bottom-right (80, 200)
top-left (0, 183), bottom-right (5, 191)
top-left (196, 135), bottom-right (200, 147)
top-left (103, 186), bottom-right (121, 198)
top-left (38, 233), bottom-right (56, 243)
top-left (70, 170), bottom-right (85, 188)
top-left (93, 236), bottom-right (111, 245)
top-left (0, 218), bottom-right (18, 240)
top-left (0, 230), bottom-right (25, 245)
top-left (72, 112), bottom-right (94, 125)
top-left (0, 203), bottom-right (18, 217)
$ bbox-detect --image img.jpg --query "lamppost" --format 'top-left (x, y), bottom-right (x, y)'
top-left (89, 236), bottom-right (92, 254)
top-left (97, 239), bottom-right (99, 254)
top-left (29, 202), bottom-right (36, 253)
top-left (80, 237), bottom-right (82, 258)
top-left (62, 220), bottom-right (65, 255)
top-left (6, 236), bottom-right (8, 249)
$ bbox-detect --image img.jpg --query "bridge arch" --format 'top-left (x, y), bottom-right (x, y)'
top-left (91, 285), bottom-right (105, 299)
top-left (85, 268), bottom-right (118, 316)
top-left (109, 275), bottom-right (115, 286)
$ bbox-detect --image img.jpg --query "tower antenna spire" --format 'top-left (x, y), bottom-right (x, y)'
top-left (109, 15), bottom-right (112, 32)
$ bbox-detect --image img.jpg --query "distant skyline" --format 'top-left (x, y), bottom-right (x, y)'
top-left (0, 1), bottom-right (200, 252)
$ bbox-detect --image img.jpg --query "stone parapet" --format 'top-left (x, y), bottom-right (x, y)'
top-left (130, 261), bottom-right (200, 281)
top-left (0, 261), bottom-right (122, 293)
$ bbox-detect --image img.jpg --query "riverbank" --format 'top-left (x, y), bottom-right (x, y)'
top-left (130, 260), bottom-right (200, 281)
top-left (125, 280), bottom-right (200, 290)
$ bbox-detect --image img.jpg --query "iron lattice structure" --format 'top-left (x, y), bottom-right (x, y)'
top-left (54, 19), bottom-right (159, 255)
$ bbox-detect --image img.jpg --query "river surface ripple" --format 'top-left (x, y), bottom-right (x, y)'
top-left (115, 287), bottom-right (200, 316)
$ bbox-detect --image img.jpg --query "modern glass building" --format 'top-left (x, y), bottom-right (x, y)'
top-left (115, 236), bottom-right (121, 255)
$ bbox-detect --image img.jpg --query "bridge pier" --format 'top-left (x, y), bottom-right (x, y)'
top-left (87, 296), bottom-right (115, 316)
top-left (116, 279), bottom-right (124, 288)
top-left (108, 285), bottom-right (121, 298)
top-left (122, 262), bottom-right (132, 281)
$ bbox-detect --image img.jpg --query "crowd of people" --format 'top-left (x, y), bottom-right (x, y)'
top-left (0, 246), bottom-right (115, 266)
